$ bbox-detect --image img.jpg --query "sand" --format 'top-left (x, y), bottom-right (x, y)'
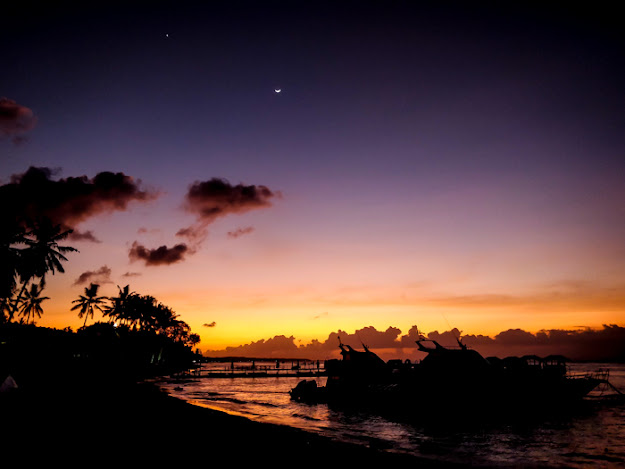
top-left (1, 374), bottom-right (466, 468)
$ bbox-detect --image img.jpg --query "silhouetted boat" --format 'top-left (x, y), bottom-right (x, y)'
top-left (290, 336), bottom-right (613, 414)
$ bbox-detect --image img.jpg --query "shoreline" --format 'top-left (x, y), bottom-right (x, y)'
top-left (1, 375), bottom-right (470, 467)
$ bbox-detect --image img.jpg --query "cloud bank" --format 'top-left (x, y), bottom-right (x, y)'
top-left (73, 265), bottom-right (113, 286)
top-left (184, 178), bottom-right (277, 222)
top-left (177, 178), bottom-right (278, 243)
top-left (132, 177), bottom-right (278, 266)
top-left (68, 229), bottom-right (101, 243)
top-left (128, 242), bottom-right (190, 266)
top-left (204, 324), bottom-right (625, 362)
top-left (0, 97), bottom-right (37, 144)
top-left (1, 166), bottom-right (157, 230)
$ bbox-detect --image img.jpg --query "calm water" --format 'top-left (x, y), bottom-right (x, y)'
top-left (158, 362), bottom-right (625, 467)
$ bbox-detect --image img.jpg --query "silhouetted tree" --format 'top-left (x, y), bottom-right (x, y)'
top-left (100, 289), bottom-right (198, 347)
top-left (8, 218), bottom-right (77, 321)
top-left (117, 293), bottom-right (150, 329)
top-left (19, 283), bottom-right (49, 324)
top-left (103, 284), bottom-right (134, 322)
top-left (1, 223), bottom-right (27, 322)
top-left (72, 283), bottom-right (108, 327)
top-left (148, 302), bottom-right (177, 333)
top-left (0, 226), bottom-right (23, 292)
top-left (20, 219), bottom-right (78, 287)
top-left (135, 295), bottom-right (158, 331)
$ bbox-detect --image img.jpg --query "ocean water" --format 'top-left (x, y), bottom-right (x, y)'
top-left (158, 362), bottom-right (625, 467)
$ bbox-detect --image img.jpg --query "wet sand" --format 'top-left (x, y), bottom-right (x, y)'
top-left (1, 375), bottom-right (466, 467)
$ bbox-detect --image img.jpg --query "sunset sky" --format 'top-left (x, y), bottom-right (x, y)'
top-left (2, 1), bottom-right (624, 357)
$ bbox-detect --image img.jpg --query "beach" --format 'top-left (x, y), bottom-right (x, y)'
top-left (1, 372), bottom-right (466, 468)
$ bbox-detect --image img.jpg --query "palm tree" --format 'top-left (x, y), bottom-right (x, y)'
top-left (72, 283), bottom-right (108, 327)
top-left (0, 224), bottom-right (24, 294)
top-left (152, 303), bottom-right (178, 333)
top-left (103, 284), bottom-right (136, 325)
top-left (19, 283), bottom-right (49, 324)
top-left (10, 218), bottom-right (77, 320)
top-left (1, 223), bottom-right (27, 322)
top-left (21, 218), bottom-right (78, 287)
top-left (137, 295), bottom-right (159, 331)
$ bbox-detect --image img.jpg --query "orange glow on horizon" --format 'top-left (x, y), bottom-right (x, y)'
top-left (22, 186), bottom-right (625, 355)
top-left (38, 271), bottom-right (625, 354)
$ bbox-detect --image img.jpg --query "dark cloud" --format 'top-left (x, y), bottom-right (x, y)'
top-left (204, 325), bottom-right (625, 362)
top-left (177, 178), bottom-right (279, 242)
top-left (203, 322), bottom-right (217, 328)
top-left (184, 178), bottom-right (278, 222)
top-left (68, 229), bottom-right (101, 243)
top-left (0, 97), bottom-right (37, 143)
top-left (425, 328), bottom-right (464, 346)
top-left (210, 335), bottom-right (299, 358)
top-left (227, 226), bottom-right (255, 239)
top-left (339, 326), bottom-right (403, 350)
top-left (73, 265), bottom-right (112, 286)
top-left (0, 166), bottom-right (158, 230)
top-left (206, 326), bottom-right (406, 359)
top-left (464, 325), bottom-right (625, 361)
top-left (122, 178), bottom-right (276, 268)
top-left (175, 225), bottom-right (208, 244)
top-left (398, 325), bottom-right (427, 347)
top-left (494, 328), bottom-right (537, 346)
top-left (128, 241), bottom-right (189, 266)
top-left (121, 271), bottom-right (141, 278)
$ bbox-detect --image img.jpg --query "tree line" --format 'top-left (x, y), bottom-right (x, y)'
top-left (72, 283), bottom-right (200, 347)
top-left (1, 217), bottom-right (199, 349)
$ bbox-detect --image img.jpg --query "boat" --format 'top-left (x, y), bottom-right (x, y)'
top-left (290, 335), bottom-right (612, 414)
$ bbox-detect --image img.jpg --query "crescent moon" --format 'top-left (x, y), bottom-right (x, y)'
top-left (274, 89), bottom-right (281, 93)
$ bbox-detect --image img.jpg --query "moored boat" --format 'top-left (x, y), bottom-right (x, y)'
top-left (290, 335), bottom-right (613, 414)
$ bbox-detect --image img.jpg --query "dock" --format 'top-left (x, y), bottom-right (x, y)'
top-left (177, 361), bottom-right (327, 379)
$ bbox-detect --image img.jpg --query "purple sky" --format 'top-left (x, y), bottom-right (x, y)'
top-left (2, 1), bottom-right (624, 353)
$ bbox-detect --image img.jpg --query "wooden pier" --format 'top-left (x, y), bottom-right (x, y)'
top-left (178, 362), bottom-right (327, 379)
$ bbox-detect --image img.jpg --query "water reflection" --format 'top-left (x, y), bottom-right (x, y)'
top-left (160, 362), bottom-right (625, 467)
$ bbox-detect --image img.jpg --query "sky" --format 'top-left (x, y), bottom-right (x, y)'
top-left (2, 1), bottom-right (624, 358)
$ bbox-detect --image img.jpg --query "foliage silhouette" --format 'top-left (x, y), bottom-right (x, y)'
top-left (71, 283), bottom-right (107, 327)
top-left (102, 285), bottom-right (200, 348)
top-left (18, 283), bottom-right (49, 324)
top-left (2, 217), bottom-right (77, 322)
top-left (103, 284), bottom-right (135, 325)
top-left (0, 223), bottom-right (24, 305)
top-left (0, 214), bottom-right (200, 378)
top-left (0, 322), bottom-right (201, 391)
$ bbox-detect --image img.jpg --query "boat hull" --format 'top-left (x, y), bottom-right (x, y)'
top-left (291, 340), bottom-right (606, 416)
